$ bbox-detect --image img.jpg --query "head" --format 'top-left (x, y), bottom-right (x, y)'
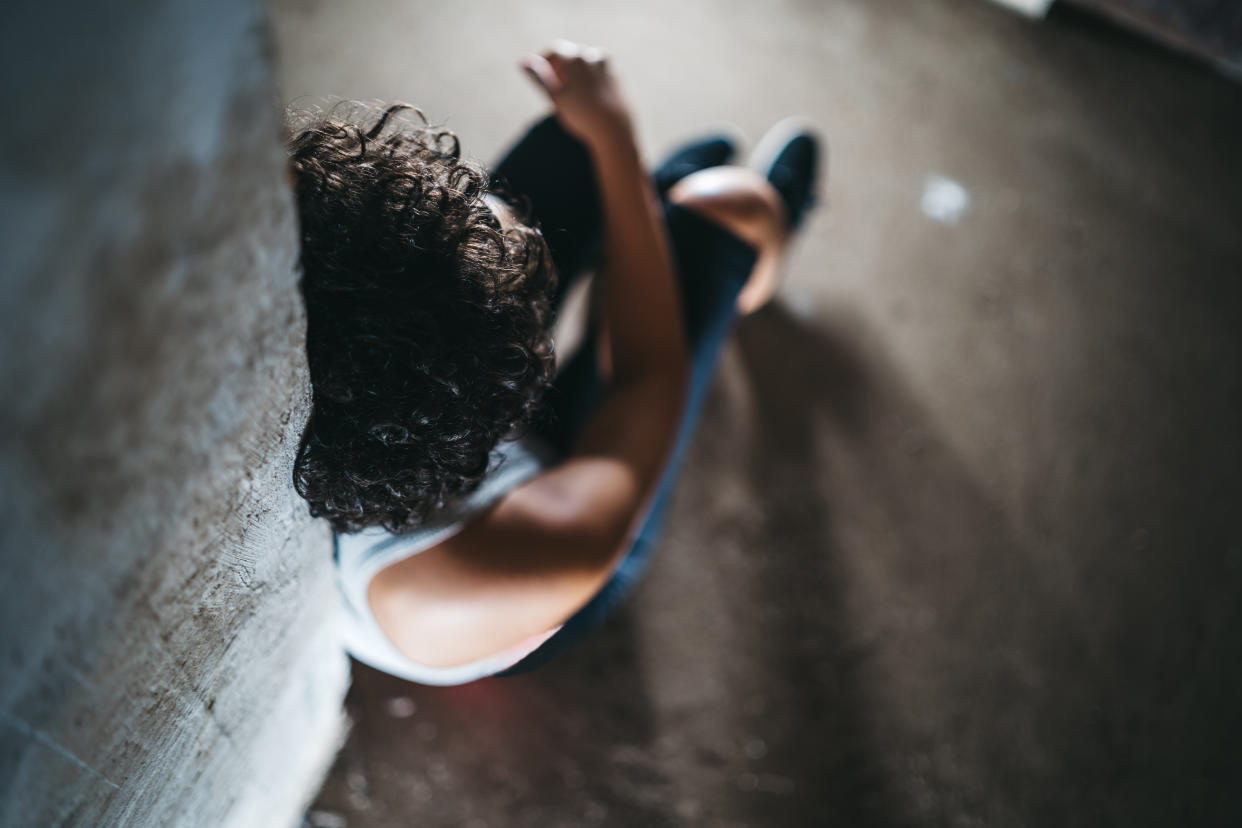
top-left (287, 103), bottom-right (557, 534)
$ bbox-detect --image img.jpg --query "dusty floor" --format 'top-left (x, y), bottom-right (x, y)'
top-left (271, 1), bottom-right (1242, 825)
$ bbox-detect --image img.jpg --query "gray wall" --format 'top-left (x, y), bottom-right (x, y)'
top-left (0, 1), bottom-right (347, 825)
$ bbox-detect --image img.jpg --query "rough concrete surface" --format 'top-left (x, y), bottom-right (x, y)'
top-left (271, 0), bottom-right (1242, 826)
top-left (0, 1), bottom-right (347, 825)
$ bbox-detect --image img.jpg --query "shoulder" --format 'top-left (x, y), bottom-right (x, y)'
top-left (365, 459), bottom-right (633, 668)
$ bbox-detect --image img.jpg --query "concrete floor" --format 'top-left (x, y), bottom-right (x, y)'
top-left (271, 1), bottom-right (1242, 825)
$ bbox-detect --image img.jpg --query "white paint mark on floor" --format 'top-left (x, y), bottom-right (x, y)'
top-left (384, 696), bottom-right (417, 718)
top-left (307, 811), bottom-right (348, 828)
top-left (921, 174), bottom-right (970, 225)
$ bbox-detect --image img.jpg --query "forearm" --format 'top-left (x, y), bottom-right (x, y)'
top-left (588, 134), bottom-right (688, 386)
top-left (521, 41), bottom-right (690, 488)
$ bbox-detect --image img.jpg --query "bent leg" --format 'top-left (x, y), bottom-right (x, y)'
top-left (667, 165), bottom-right (790, 315)
top-left (535, 167), bottom-right (788, 458)
top-left (494, 121), bottom-right (773, 455)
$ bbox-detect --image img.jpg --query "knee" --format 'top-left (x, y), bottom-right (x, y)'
top-left (667, 167), bottom-right (786, 245)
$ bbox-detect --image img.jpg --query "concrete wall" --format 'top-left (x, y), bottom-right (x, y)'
top-left (0, 1), bottom-right (348, 825)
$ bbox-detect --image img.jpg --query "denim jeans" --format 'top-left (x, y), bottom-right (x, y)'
top-left (488, 117), bottom-right (758, 676)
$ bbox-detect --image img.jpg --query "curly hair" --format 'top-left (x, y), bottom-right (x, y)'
top-left (287, 103), bottom-right (557, 534)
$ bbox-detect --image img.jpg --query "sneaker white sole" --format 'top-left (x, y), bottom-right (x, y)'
top-left (747, 116), bottom-right (822, 181)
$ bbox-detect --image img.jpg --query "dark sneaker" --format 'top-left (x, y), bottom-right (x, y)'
top-left (653, 127), bottom-right (743, 196)
top-left (750, 118), bottom-right (822, 232)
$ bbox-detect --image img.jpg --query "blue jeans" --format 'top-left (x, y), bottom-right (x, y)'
top-left (490, 117), bottom-right (757, 676)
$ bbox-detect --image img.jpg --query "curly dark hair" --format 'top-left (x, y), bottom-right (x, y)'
top-left (287, 103), bottom-right (557, 534)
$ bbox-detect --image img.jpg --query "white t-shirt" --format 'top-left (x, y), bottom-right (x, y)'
top-left (334, 436), bottom-right (561, 685)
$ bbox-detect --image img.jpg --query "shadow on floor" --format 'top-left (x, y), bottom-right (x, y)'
top-left (312, 604), bottom-right (679, 828)
top-left (728, 301), bottom-right (1242, 826)
top-left (309, 297), bottom-right (1241, 826)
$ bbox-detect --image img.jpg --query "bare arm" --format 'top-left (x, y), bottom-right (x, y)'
top-left (369, 42), bottom-right (691, 668)
top-left (523, 41), bottom-right (689, 524)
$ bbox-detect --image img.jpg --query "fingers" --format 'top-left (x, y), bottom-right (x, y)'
top-left (539, 39), bottom-right (607, 71)
top-left (522, 40), bottom-right (608, 100)
top-left (548, 38), bottom-right (581, 61)
top-left (519, 40), bottom-right (630, 148)
top-left (520, 54), bottom-right (562, 98)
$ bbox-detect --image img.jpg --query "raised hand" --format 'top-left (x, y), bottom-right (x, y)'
top-left (520, 40), bottom-right (635, 154)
